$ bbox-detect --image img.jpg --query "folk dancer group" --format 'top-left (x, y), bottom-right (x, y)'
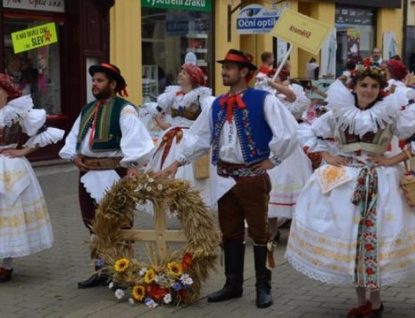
top-left (2, 50), bottom-right (415, 318)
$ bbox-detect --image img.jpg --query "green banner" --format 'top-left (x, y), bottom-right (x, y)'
top-left (12, 22), bottom-right (58, 54)
top-left (141, 0), bottom-right (212, 12)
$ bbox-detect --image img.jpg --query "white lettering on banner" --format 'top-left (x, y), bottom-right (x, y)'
top-left (149, 0), bottom-right (206, 7)
top-left (3, 0), bottom-right (65, 12)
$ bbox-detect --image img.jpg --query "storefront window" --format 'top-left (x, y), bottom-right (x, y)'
top-left (141, 8), bottom-right (212, 101)
top-left (335, 5), bottom-right (375, 76)
top-left (3, 17), bottom-right (63, 114)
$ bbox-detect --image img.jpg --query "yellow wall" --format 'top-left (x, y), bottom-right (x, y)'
top-left (297, 1), bottom-right (335, 78)
top-left (109, 0), bottom-right (404, 104)
top-left (214, 0), bottom-right (241, 95)
top-left (377, 6), bottom-right (404, 57)
top-left (110, 0), bottom-right (142, 105)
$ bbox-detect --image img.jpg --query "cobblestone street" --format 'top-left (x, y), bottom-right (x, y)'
top-left (1, 163), bottom-right (415, 318)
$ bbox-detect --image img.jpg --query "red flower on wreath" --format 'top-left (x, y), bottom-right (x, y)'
top-left (146, 283), bottom-right (168, 302)
top-left (366, 268), bottom-right (375, 276)
top-left (178, 289), bottom-right (188, 300)
top-left (365, 243), bottom-right (374, 252)
top-left (182, 253), bottom-right (193, 270)
top-left (365, 219), bottom-right (374, 227)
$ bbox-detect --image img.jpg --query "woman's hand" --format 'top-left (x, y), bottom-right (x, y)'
top-left (154, 115), bottom-right (172, 131)
top-left (321, 151), bottom-right (348, 167)
top-left (0, 147), bottom-right (36, 158)
top-left (369, 151), bottom-right (409, 167)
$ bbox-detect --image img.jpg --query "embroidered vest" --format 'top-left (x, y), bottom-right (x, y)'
top-left (335, 125), bottom-right (392, 155)
top-left (0, 122), bottom-right (22, 146)
top-left (211, 88), bottom-right (273, 165)
top-left (76, 97), bottom-right (130, 151)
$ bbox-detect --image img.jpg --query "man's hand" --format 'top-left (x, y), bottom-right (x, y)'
top-left (156, 161), bottom-right (180, 178)
top-left (251, 159), bottom-right (276, 173)
top-left (0, 147), bottom-right (34, 158)
top-left (126, 166), bottom-right (139, 178)
top-left (73, 155), bottom-right (89, 172)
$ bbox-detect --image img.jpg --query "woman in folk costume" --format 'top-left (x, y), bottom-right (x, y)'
top-left (383, 59), bottom-right (415, 155)
top-left (257, 68), bottom-right (313, 243)
top-left (0, 74), bottom-right (64, 282)
top-left (146, 64), bottom-right (215, 208)
top-left (286, 59), bottom-right (415, 318)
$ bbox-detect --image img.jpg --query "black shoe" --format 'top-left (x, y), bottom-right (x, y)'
top-left (207, 241), bottom-right (245, 303)
top-left (0, 268), bottom-right (13, 283)
top-left (273, 230), bottom-right (281, 244)
top-left (253, 245), bottom-right (273, 308)
top-left (77, 273), bottom-right (108, 289)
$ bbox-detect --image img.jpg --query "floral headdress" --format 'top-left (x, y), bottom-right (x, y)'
top-left (387, 59), bottom-right (407, 81)
top-left (0, 73), bottom-right (22, 100)
top-left (350, 58), bottom-right (388, 89)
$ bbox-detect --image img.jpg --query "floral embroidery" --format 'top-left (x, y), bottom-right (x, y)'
top-left (352, 165), bottom-right (380, 289)
top-left (211, 108), bottom-right (227, 165)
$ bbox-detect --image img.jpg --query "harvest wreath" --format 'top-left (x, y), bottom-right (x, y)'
top-left (91, 173), bottom-right (219, 307)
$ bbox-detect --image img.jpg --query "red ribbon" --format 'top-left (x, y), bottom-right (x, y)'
top-left (258, 66), bottom-right (271, 74)
top-left (88, 101), bottom-right (102, 146)
top-left (219, 94), bottom-right (246, 123)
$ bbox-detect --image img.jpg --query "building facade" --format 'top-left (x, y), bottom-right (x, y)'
top-left (0, 0), bottom-right (113, 160)
top-left (110, 0), bottom-right (404, 104)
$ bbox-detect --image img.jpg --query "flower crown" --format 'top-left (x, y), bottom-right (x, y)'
top-left (350, 58), bottom-right (387, 89)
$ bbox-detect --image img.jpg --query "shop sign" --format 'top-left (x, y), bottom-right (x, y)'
top-left (12, 22), bottom-right (58, 54)
top-left (272, 9), bottom-right (331, 55)
top-left (335, 7), bottom-right (374, 26)
top-left (3, 0), bottom-right (65, 13)
top-left (141, 0), bottom-right (212, 13)
top-left (236, 4), bottom-right (279, 34)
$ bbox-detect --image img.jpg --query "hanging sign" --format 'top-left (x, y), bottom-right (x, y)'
top-left (141, 0), bottom-right (212, 12)
top-left (236, 4), bottom-right (279, 34)
top-left (272, 9), bottom-right (331, 55)
top-left (12, 22), bottom-right (58, 54)
top-left (3, 0), bottom-right (65, 12)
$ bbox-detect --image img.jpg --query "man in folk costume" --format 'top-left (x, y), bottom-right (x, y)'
top-left (59, 63), bottom-right (154, 288)
top-left (161, 49), bottom-right (298, 308)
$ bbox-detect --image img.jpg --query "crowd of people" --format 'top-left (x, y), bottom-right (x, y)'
top-left (2, 47), bottom-right (415, 318)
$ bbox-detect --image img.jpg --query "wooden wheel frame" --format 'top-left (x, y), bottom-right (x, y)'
top-left (91, 173), bottom-right (219, 304)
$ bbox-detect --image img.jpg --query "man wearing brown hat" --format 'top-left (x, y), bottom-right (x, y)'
top-left (59, 63), bottom-right (154, 288)
top-left (160, 49), bottom-right (298, 308)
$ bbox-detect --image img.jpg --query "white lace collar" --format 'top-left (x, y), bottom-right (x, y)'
top-left (166, 85), bottom-right (212, 109)
top-left (0, 95), bottom-right (33, 128)
top-left (327, 79), bottom-right (407, 136)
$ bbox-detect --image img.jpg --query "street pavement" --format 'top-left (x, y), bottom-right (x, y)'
top-left (1, 163), bottom-right (415, 318)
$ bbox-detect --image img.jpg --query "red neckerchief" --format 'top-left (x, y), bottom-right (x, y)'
top-left (219, 91), bottom-right (246, 123)
top-left (175, 91), bottom-right (185, 96)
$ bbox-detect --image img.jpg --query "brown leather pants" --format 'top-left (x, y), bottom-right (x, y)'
top-left (218, 174), bottom-right (272, 244)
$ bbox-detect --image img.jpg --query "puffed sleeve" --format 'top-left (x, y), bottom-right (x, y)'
top-left (157, 86), bottom-right (181, 113)
top-left (285, 84), bottom-right (310, 120)
top-left (20, 108), bottom-right (64, 148)
top-left (119, 105), bottom-right (155, 167)
top-left (176, 103), bottom-right (213, 165)
top-left (59, 115), bottom-right (81, 161)
top-left (200, 95), bottom-right (215, 111)
top-left (308, 111), bottom-right (336, 153)
top-left (264, 95), bottom-right (299, 163)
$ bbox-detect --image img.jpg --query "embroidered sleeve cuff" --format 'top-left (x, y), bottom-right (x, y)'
top-left (177, 155), bottom-right (190, 167)
top-left (269, 156), bottom-right (283, 167)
